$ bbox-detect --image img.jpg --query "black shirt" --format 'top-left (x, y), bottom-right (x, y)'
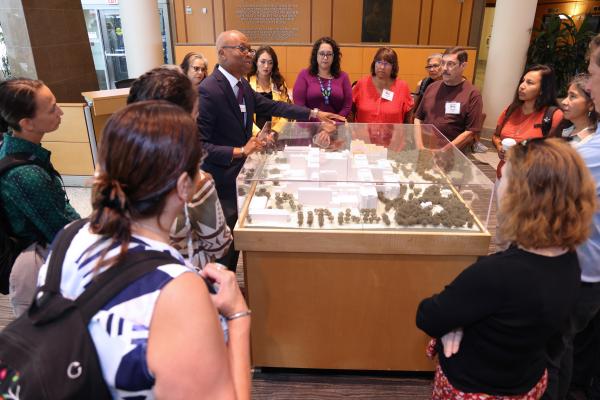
top-left (255, 91), bottom-right (273, 129)
top-left (416, 247), bottom-right (580, 395)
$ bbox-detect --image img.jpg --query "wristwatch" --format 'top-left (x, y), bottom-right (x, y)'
top-left (310, 108), bottom-right (319, 119)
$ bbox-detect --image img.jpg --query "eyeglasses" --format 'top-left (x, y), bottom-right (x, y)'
top-left (222, 45), bottom-right (256, 55)
top-left (425, 63), bottom-right (440, 70)
top-left (318, 52), bottom-right (334, 59)
top-left (191, 66), bottom-right (207, 72)
top-left (375, 60), bottom-right (391, 67)
top-left (440, 61), bottom-right (461, 69)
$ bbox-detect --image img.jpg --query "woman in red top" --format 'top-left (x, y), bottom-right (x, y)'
top-left (352, 47), bottom-right (413, 124)
top-left (492, 65), bottom-right (563, 177)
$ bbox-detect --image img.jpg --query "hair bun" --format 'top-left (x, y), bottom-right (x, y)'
top-left (99, 179), bottom-right (128, 212)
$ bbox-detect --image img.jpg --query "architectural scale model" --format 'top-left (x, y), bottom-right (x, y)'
top-left (237, 138), bottom-right (480, 231)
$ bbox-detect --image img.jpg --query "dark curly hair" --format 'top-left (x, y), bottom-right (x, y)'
top-left (127, 66), bottom-right (197, 114)
top-left (309, 37), bottom-right (342, 78)
top-left (248, 46), bottom-right (288, 96)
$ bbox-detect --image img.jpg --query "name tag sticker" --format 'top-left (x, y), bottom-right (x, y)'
top-left (381, 89), bottom-right (394, 101)
top-left (445, 102), bottom-right (460, 114)
top-left (239, 104), bottom-right (246, 113)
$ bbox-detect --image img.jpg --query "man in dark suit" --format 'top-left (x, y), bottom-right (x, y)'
top-left (198, 30), bottom-right (344, 270)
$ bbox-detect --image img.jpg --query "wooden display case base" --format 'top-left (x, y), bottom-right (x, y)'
top-left (243, 250), bottom-right (484, 371)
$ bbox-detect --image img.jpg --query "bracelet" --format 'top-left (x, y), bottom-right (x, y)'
top-left (310, 108), bottom-right (319, 119)
top-left (240, 146), bottom-right (246, 157)
top-left (226, 309), bottom-right (252, 321)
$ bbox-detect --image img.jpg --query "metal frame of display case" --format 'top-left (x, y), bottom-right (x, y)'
top-left (234, 122), bottom-right (493, 371)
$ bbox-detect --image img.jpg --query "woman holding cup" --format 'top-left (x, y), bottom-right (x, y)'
top-left (491, 65), bottom-right (562, 178)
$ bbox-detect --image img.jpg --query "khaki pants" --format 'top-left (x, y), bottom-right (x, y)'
top-left (9, 242), bottom-right (48, 317)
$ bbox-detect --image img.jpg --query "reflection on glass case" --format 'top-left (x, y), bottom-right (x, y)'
top-left (236, 122), bottom-right (493, 232)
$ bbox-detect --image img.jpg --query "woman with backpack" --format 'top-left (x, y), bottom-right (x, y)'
top-left (491, 64), bottom-right (563, 178)
top-left (37, 101), bottom-right (251, 399)
top-left (0, 78), bottom-right (80, 316)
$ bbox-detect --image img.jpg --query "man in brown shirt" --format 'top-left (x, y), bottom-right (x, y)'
top-left (414, 47), bottom-right (483, 151)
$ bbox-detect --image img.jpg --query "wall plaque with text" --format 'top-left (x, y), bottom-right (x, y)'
top-left (224, 0), bottom-right (310, 43)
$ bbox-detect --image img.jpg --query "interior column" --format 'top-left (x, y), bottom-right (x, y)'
top-left (481, 0), bottom-right (538, 130)
top-left (119, 0), bottom-right (163, 78)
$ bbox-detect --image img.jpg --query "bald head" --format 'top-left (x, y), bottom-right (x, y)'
top-left (216, 30), bottom-right (253, 78)
top-left (216, 30), bottom-right (247, 51)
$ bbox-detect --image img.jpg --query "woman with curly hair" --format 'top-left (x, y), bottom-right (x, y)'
top-left (293, 37), bottom-right (352, 119)
top-left (417, 138), bottom-right (596, 399)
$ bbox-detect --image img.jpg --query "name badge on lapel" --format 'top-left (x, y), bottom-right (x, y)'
top-left (239, 104), bottom-right (246, 113)
top-left (445, 102), bottom-right (460, 114)
top-left (381, 89), bottom-right (394, 101)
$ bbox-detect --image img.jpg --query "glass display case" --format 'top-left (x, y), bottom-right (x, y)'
top-left (236, 122), bottom-right (493, 233)
top-left (235, 122), bottom-right (494, 371)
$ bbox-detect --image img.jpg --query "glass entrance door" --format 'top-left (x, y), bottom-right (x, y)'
top-left (99, 10), bottom-right (128, 88)
top-left (81, 0), bottom-right (174, 90)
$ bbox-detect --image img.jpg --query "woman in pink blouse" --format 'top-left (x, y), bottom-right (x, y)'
top-left (352, 47), bottom-right (413, 123)
top-left (293, 37), bottom-right (352, 119)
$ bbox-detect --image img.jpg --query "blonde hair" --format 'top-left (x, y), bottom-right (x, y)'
top-left (500, 138), bottom-right (597, 250)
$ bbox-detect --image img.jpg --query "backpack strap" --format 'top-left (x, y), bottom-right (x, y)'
top-left (40, 218), bottom-right (90, 294)
top-left (74, 250), bottom-right (182, 322)
top-left (32, 219), bottom-right (186, 325)
top-left (0, 153), bottom-right (36, 177)
top-left (541, 106), bottom-right (559, 137)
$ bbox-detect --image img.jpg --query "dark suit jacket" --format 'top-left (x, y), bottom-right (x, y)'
top-left (197, 67), bottom-right (310, 217)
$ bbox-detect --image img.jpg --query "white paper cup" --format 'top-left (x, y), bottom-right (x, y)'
top-left (501, 138), bottom-right (517, 151)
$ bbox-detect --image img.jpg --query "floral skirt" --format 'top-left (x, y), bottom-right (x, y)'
top-left (427, 339), bottom-right (548, 400)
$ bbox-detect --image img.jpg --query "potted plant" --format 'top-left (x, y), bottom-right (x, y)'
top-left (527, 13), bottom-right (595, 96)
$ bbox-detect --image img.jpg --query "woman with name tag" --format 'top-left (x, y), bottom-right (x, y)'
top-left (352, 47), bottom-right (414, 124)
top-left (293, 37), bottom-right (353, 120)
top-left (492, 64), bottom-right (563, 178)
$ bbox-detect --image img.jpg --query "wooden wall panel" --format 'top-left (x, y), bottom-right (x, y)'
top-left (172, 0), bottom-right (187, 43)
top-left (458, 0), bottom-right (474, 46)
top-left (311, 0), bottom-right (332, 41)
top-left (429, 0), bottom-right (462, 46)
top-left (42, 103), bottom-right (95, 176)
top-left (185, 0), bottom-right (215, 43)
top-left (331, 0), bottom-right (362, 43)
top-left (418, 0), bottom-right (432, 45)
top-left (43, 142), bottom-right (95, 176)
top-left (175, 44), bottom-right (476, 93)
top-left (174, 0), bottom-right (479, 51)
top-left (285, 46), bottom-right (312, 88)
top-left (391, 0), bottom-right (421, 45)
top-left (213, 0), bottom-right (225, 36)
top-left (224, 0), bottom-right (311, 43)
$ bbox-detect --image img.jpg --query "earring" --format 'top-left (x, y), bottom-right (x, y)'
top-left (183, 202), bottom-right (195, 269)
